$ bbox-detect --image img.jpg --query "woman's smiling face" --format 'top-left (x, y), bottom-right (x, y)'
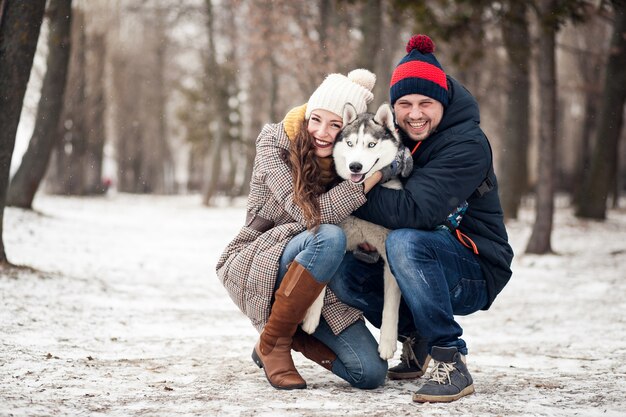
top-left (307, 109), bottom-right (343, 158)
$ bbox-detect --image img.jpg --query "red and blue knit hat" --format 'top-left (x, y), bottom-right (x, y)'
top-left (389, 34), bottom-right (449, 107)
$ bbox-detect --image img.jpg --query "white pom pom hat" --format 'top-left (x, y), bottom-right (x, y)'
top-left (305, 69), bottom-right (376, 119)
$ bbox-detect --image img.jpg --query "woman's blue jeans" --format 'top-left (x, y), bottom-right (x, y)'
top-left (277, 224), bottom-right (387, 389)
top-left (330, 228), bottom-right (488, 356)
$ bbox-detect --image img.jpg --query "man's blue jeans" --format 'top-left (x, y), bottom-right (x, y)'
top-left (277, 224), bottom-right (387, 389)
top-left (329, 228), bottom-right (488, 355)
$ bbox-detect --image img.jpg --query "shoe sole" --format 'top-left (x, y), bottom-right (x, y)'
top-left (387, 355), bottom-right (431, 380)
top-left (251, 347), bottom-right (307, 390)
top-left (412, 384), bottom-right (475, 403)
top-left (387, 370), bottom-right (425, 380)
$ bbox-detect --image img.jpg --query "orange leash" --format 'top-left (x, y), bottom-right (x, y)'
top-left (456, 229), bottom-right (479, 255)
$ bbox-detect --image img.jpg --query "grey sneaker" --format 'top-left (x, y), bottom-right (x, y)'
top-left (412, 346), bottom-right (474, 403)
top-left (387, 333), bottom-right (431, 380)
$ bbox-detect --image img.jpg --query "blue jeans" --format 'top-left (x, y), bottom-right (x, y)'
top-left (330, 228), bottom-right (488, 356)
top-left (277, 224), bottom-right (387, 389)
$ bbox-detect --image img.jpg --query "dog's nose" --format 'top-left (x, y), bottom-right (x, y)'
top-left (349, 162), bottom-right (363, 173)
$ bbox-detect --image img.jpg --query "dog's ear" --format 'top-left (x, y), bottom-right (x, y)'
top-left (374, 103), bottom-right (394, 132)
top-left (342, 103), bottom-right (358, 126)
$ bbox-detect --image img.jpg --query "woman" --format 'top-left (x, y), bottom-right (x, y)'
top-left (216, 69), bottom-right (398, 390)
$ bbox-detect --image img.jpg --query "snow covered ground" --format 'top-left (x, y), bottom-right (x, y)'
top-left (1, 193), bottom-right (625, 416)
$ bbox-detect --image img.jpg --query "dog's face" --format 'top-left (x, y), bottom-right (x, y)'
top-left (333, 103), bottom-right (400, 184)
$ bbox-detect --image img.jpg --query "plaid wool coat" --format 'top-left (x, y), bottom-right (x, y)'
top-left (216, 121), bottom-right (368, 335)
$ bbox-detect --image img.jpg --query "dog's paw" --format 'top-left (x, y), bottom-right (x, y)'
top-left (301, 309), bottom-right (321, 334)
top-left (378, 339), bottom-right (397, 360)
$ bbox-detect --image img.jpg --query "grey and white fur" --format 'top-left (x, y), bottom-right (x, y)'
top-left (302, 103), bottom-right (407, 360)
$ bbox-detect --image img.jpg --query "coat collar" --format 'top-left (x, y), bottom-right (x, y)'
top-left (276, 122), bottom-right (291, 151)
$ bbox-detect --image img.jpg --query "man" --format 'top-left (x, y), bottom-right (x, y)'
top-left (329, 34), bottom-right (514, 403)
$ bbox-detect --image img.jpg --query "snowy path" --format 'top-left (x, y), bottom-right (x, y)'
top-left (2, 194), bottom-right (625, 416)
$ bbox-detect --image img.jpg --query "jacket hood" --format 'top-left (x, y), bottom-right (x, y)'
top-left (437, 76), bottom-right (480, 132)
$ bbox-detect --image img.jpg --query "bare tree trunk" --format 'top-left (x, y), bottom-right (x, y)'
top-left (202, 134), bottom-right (223, 206)
top-left (153, 22), bottom-right (174, 194)
top-left (240, 2), bottom-right (272, 197)
top-left (137, 8), bottom-right (173, 194)
top-left (573, 88), bottom-right (600, 206)
top-left (372, 3), bottom-right (402, 110)
top-left (222, 2), bottom-right (242, 198)
top-left (46, 8), bottom-right (87, 195)
top-left (576, 2), bottom-right (626, 219)
top-left (8, 0), bottom-right (73, 208)
top-left (84, 32), bottom-right (106, 194)
top-left (526, 1), bottom-right (558, 254)
top-left (202, 0), bottom-right (242, 205)
top-left (499, 1), bottom-right (530, 220)
top-left (570, 16), bottom-right (608, 209)
top-left (111, 49), bottom-right (144, 193)
top-left (268, 52), bottom-right (280, 124)
top-left (201, 0), bottom-right (222, 206)
top-left (318, 0), bottom-right (332, 65)
top-left (610, 141), bottom-right (620, 208)
top-left (356, 0), bottom-right (382, 73)
top-left (0, 0), bottom-right (46, 264)
top-left (187, 142), bottom-right (207, 192)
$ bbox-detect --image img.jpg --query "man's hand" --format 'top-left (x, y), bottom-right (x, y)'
top-left (379, 145), bottom-right (413, 183)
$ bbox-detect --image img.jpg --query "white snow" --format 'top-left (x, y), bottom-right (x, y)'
top-left (1, 193), bottom-right (625, 416)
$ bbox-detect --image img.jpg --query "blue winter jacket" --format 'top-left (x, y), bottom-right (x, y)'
top-left (354, 76), bottom-right (513, 309)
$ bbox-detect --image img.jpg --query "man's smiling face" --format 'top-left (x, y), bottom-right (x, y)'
top-left (393, 94), bottom-right (443, 142)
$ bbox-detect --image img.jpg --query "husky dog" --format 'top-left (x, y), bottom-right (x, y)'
top-left (302, 102), bottom-right (407, 360)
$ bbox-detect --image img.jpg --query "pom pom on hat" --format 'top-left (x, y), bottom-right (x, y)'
top-left (406, 34), bottom-right (435, 54)
top-left (390, 34), bottom-right (449, 107)
top-left (306, 68), bottom-right (376, 119)
top-left (348, 69), bottom-right (376, 92)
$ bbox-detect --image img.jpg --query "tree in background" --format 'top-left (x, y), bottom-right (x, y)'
top-left (177, 0), bottom-right (362, 203)
top-left (568, 11), bottom-right (610, 207)
top-left (108, 2), bottom-right (175, 194)
top-left (109, 29), bottom-right (144, 193)
top-left (7, 0), bottom-right (73, 209)
top-left (176, 0), bottom-right (243, 204)
top-left (576, 0), bottom-right (626, 219)
top-left (355, 0), bottom-right (382, 73)
top-left (526, 0), bottom-right (560, 254)
top-left (83, 32), bottom-right (107, 194)
top-left (46, 7), bottom-right (89, 195)
top-left (355, 0), bottom-right (406, 110)
top-left (201, 0), bottom-right (230, 206)
top-left (498, 1), bottom-right (530, 220)
top-left (525, 0), bottom-right (587, 254)
top-left (0, 0), bottom-right (47, 264)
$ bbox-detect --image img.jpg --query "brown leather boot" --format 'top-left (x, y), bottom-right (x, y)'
top-left (292, 327), bottom-right (337, 371)
top-left (251, 261), bottom-right (326, 390)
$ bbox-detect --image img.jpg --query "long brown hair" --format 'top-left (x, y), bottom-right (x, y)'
top-left (289, 119), bottom-right (336, 230)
